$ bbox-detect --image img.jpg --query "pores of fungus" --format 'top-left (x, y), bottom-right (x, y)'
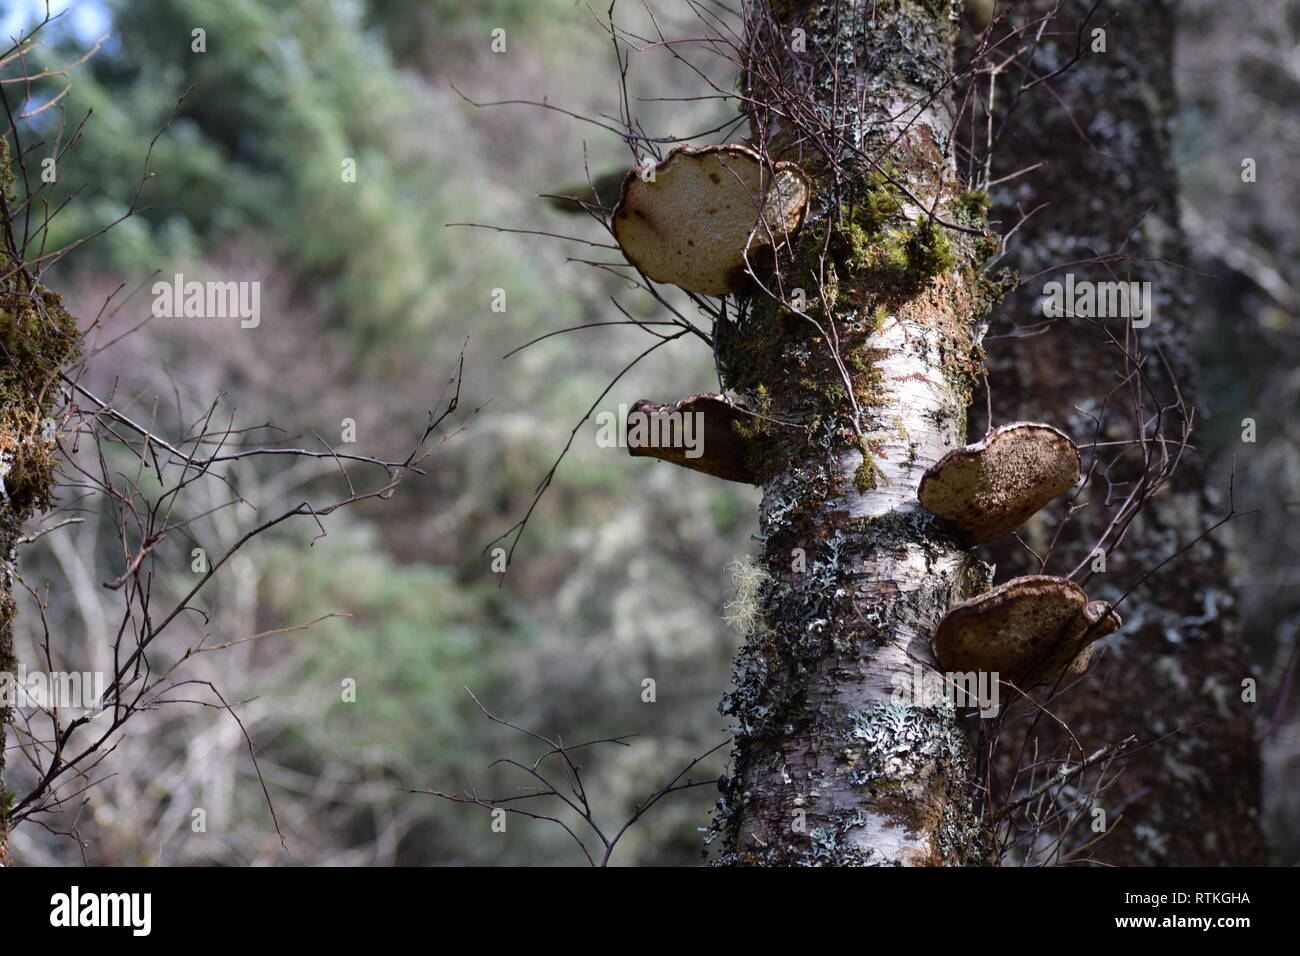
top-left (623, 393), bottom-right (758, 484)
top-left (611, 145), bottom-right (810, 296)
top-left (917, 422), bottom-right (1081, 544)
top-left (933, 575), bottom-right (1121, 689)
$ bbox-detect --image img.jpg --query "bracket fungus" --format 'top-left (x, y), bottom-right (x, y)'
top-left (917, 422), bottom-right (1080, 543)
top-left (624, 393), bottom-right (756, 484)
top-left (611, 145), bottom-right (810, 296)
top-left (933, 575), bottom-right (1121, 689)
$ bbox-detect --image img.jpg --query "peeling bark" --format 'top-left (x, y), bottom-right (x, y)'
top-left (710, 0), bottom-right (1001, 866)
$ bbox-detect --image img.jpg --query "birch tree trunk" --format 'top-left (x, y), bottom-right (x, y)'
top-left (973, 0), bottom-right (1265, 864)
top-left (709, 0), bottom-right (1003, 866)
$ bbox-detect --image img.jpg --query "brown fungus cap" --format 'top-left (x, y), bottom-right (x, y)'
top-left (624, 393), bottom-right (757, 484)
top-left (933, 575), bottom-right (1121, 689)
top-left (918, 422), bottom-right (1080, 544)
top-left (611, 145), bottom-right (810, 296)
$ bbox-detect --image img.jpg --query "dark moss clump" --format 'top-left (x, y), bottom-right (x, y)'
top-left (0, 285), bottom-right (80, 515)
top-left (853, 170), bottom-right (906, 235)
top-left (0, 139), bottom-right (81, 516)
top-left (952, 189), bottom-right (991, 223)
top-left (898, 217), bottom-right (956, 294)
top-left (828, 196), bottom-right (956, 303)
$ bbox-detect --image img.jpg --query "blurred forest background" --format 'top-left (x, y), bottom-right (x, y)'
top-left (3, 0), bottom-right (1298, 865)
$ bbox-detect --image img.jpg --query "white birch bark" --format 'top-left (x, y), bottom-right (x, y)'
top-left (710, 0), bottom-right (1001, 865)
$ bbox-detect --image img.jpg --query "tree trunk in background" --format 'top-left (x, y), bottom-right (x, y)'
top-left (710, 0), bottom-right (1001, 866)
top-left (973, 0), bottom-right (1265, 864)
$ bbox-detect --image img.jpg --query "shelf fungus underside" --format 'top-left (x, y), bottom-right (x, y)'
top-left (624, 392), bottom-right (757, 484)
top-left (918, 422), bottom-right (1081, 544)
top-left (611, 145), bottom-right (810, 296)
top-left (933, 574), bottom-right (1121, 689)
